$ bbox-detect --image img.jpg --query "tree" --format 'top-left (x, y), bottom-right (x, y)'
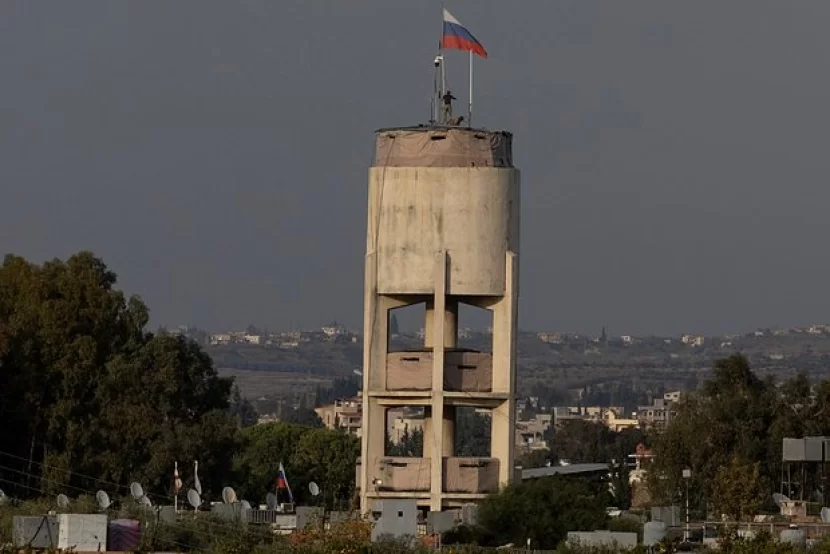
top-left (316, 377), bottom-right (359, 406)
top-left (293, 427), bottom-right (360, 510)
top-left (548, 420), bottom-right (613, 463)
top-left (473, 475), bottom-right (608, 549)
top-left (233, 422), bottom-right (309, 502)
top-left (647, 354), bottom-right (780, 510)
top-left (455, 408), bottom-right (491, 456)
top-left (229, 385), bottom-right (258, 428)
top-left (84, 334), bottom-right (239, 496)
top-left (386, 427), bottom-right (423, 457)
top-left (608, 458), bottom-right (632, 510)
top-left (0, 252), bottom-right (239, 499)
top-left (712, 455), bottom-right (766, 522)
top-left (233, 421), bottom-right (358, 509)
top-left (517, 449), bottom-right (552, 469)
top-left (281, 407), bottom-right (324, 428)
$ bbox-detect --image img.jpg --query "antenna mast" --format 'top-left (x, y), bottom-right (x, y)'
top-left (438, 1), bottom-right (447, 123)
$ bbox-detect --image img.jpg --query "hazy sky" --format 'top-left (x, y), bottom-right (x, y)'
top-left (2, 1), bottom-right (830, 336)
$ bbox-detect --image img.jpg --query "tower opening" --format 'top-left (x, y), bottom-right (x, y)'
top-left (360, 126), bottom-right (519, 513)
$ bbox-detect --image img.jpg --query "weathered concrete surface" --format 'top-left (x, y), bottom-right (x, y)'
top-left (360, 126), bottom-right (520, 513)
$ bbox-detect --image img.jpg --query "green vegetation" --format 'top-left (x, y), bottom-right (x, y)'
top-left (645, 354), bottom-right (830, 518)
top-left (466, 475), bottom-right (609, 549)
top-left (0, 252), bottom-right (237, 496)
top-left (0, 252), bottom-right (356, 512)
top-left (234, 422), bottom-right (358, 509)
top-left (8, 251), bottom-right (830, 552)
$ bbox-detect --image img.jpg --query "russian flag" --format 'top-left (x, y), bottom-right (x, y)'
top-left (441, 8), bottom-right (488, 59)
top-left (276, 462), bottom-right (293, 502)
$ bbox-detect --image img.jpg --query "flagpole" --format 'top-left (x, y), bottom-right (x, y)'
top-left (440, 0), bottom-right (446, 97)
top-left (468, 50), bottom-right (473, 127)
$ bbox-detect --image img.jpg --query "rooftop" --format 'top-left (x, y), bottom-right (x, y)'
top-left (372, 125), bottom-right (513, 168)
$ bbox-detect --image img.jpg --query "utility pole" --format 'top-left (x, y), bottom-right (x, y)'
top-left (683, 468), bottom-right (692, 542)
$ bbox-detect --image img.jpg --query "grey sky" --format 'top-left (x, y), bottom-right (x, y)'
top-left (2, 1), bottom-right (830, 336)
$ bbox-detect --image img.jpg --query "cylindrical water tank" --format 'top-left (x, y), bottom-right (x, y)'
top-left (643, 521), bottom-right (667, 546)
top-left (368, 127), bottom-right (520, 296)
top-left (780, 526), bottom-right (806, 546)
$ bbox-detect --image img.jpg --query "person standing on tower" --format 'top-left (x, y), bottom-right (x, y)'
top-left (441, 90), bottom-right (456, 124)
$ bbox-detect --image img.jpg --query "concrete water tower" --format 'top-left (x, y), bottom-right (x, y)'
top-left (358, 125), bottom-right (520, 513)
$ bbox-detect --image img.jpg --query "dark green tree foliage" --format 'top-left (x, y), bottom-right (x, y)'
top-left (528, 382), bottom-right (568, 408)
top-left (455, 408), bottom-right (491, 456)
top-left (233, 422), bottom-right (308, 502)
top-left (647, 354), bottom-right (808, 511)
top-left (280, 407), bottom-right (324, 428)
top-left (548, 420), bottom-right (646, 464)
top-left (233, 422), bottom-right (359, 509)
top-left (314, 377), bottom-right (359, 407)
top-left (516, 448), bottom-right (552, 469)
top-left (608, 458), bottom-right (632, 510)
top-left (0, 252), bottom-right (237, 498)
top-left (229, 385), bottom-right (259, 428)
top-left (472, 475), bottom-right (607, 549)
top-left (293, 425), bottom-right (361, 509)
top-left (386, 427), bottom-right (424, 457)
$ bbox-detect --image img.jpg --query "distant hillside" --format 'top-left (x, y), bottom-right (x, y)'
top-left (210, 329), bottom-right (830, 405)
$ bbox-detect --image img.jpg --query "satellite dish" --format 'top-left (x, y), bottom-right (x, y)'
top-left (240, 500), bottom-right (252, 510)
top-left (139, 496), bottom-right (152, 507)
top-left (56, 494), bottom-right (69, 509)
top-left (96, 490), bottom-right (111, 510)
top-left (309, 482), bottom-right (320, 496)
top-left (187, 489), bottom-right (202, 509)
top-left (130, 482), bottom-right (144, 500)
top-left (221, 486), bottom-right (237, 504)
top-left (266, 492), bottom-right (278, 510)
top-left (773, 493), bottom-right (791, 507)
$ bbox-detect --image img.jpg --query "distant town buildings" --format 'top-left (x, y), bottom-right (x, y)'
top-left (183, 321), bottom-right (830, 356)
top-left (307, 392), bottom-right (679, 455)
top-left (516, 413), bottom-right (552, 451)
top-left (636, 392), bottom-right (682, 428)
top-left (208, 324), bottom-right (360, 347)
top-left (550, 406), bottom-right (639, 432)
top-left (387, 407), bottom-right (425, 442)
top-left (314, 397), bottom-right (362, 438)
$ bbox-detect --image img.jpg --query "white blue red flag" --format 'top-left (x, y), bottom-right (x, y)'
top-left (276, 462), bottom-right (294, 502)
top-left (441, 8), bottom-right (488, 59)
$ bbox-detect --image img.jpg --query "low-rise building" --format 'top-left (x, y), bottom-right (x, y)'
top-left (681, 334), bottom-right (704, 347)
top-left (315, 397), bottom-right (362, 438)
top-left (387, 407), bottom-right (425, 443)
top-left (321, 322), bottom-right (349, 339)
top-left (603, 409), bottom-right (639, 432)
top-left (516, 413), bottom-right (552, 451)
top-left (552, 406), bottom-right (619, 425)
top-left (242, 333), bottom-right (261, 345)
top-left (637, 392), bottom-right (681, 428)
top-left (209, 333), bottom-right (232, 346)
